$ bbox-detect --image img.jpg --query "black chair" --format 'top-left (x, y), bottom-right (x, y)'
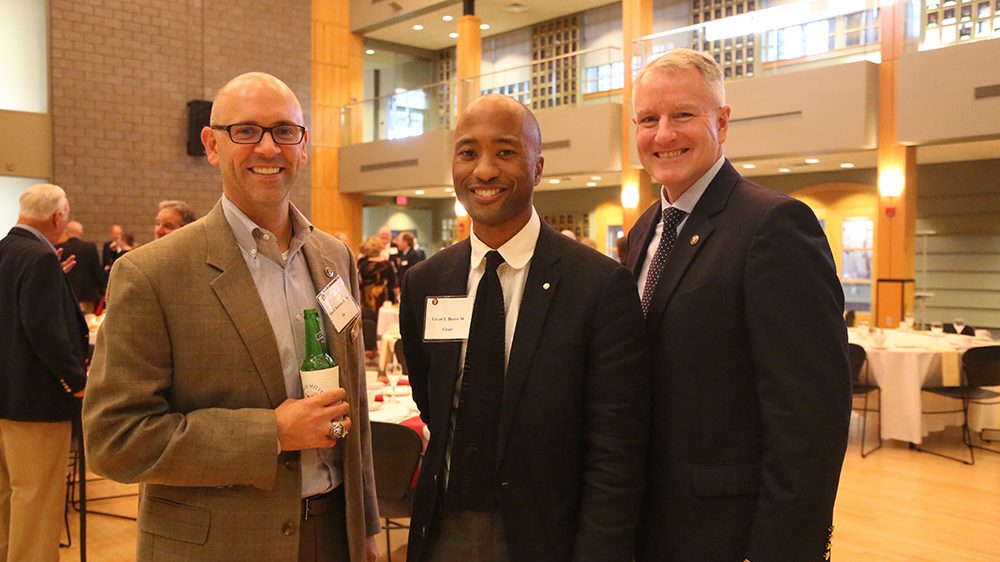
top-left (849, 343), bottom-right (882, 457)
top-left (943, 322), bottom-right (975, 336)
top-left (371, 421), bottom-right (423, 561)
top-left (914, 345), bottom-right (1000, 465)
top-left (362, 318), bottom-right (378, 352)
top-left (393, 338), bottom-right (408, 376)
top-left (845, 309), bottom-right (856, 328)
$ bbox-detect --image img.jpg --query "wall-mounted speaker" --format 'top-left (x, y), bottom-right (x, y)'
top-left (186, 100), bottom-right (212, 156)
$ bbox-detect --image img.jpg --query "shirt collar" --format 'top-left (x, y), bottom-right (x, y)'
top-left (660, 155), bottom-right (726, 216)
top-left (221, 195), bottom-right (314, 265)
top-left (469, 207), bottom-right (540, 272)
top-left (14, 224), bottom-right (57, 253)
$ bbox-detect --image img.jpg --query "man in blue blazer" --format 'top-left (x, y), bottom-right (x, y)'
top-left (626, 49), bottom-right (852, 561)
top-left (0, 183), bottom-right (87, 562)
top-left (400, 95), bottom-right (649, 562)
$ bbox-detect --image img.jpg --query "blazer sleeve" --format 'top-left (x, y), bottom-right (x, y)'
top-left (574, 266), bottom-right (651, 561)
top-left (19, 250), bottom-right (87, 392)
top-left (743, 199), bottom-right (852, 561)
top-left (83, 256), bottom-right (280, 490)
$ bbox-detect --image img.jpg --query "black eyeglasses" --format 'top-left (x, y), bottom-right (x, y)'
top-left (211, 123), bottom-right (306, 145)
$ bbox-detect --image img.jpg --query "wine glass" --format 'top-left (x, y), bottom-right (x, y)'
top-left (386, 362), bottom-right (403, 402)
top-left (930, 321), bottom-right (944, 337)
top-left (953, 318), bottom-right (967, 336)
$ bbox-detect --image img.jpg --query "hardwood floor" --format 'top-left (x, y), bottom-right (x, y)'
top-left (59, 423), bottom-right (1000, 561)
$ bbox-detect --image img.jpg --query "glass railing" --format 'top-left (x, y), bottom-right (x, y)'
top-left (633, 0), bottom-right (882, 82)
top-left (339, 80), bottom-right (457, 146)
top-left (905, 0), bottom-right (1000, 52)
top-left (340, 47), bottom-right (624, 146)
top-left (459, 46), bottom-right (625, 112)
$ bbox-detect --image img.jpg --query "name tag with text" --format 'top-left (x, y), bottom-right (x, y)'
top-left (317, 275), bottom-right (360, 333)
top-left (424, 296), bottom-right (472, 342)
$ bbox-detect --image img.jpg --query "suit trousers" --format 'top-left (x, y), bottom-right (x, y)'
top-left (425, 508), bottom-right (509, 562)
top-left (0, 419), bottom-right (72, 562)
top-left (299, 485), bottom-right (351, 562)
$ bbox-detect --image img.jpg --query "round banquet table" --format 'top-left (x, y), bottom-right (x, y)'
top-left (849, 328), bottom-right (998, 444)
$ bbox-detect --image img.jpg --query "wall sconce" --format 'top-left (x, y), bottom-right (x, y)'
top-left (621, 182), bottom-right (639, 210)
top-left (454, 199), bottom-right (468, 217)
top-left (878, 168), bottom-right (904, 218)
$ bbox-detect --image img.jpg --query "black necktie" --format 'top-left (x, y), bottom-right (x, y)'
top-left (447, 250), bottom-right (506, 512)
top-left (640, 207), bottom-right (687, 317)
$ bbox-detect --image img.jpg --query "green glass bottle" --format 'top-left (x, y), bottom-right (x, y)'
top-left (300, 309), bottom-right (339, 397)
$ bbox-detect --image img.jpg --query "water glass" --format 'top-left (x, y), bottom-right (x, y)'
top-left (386, 363), bottom-right (403, 402)
top-left (953, 318), bottom-right (967, 336)
top-left (930, 321), bottom-right (944, 336)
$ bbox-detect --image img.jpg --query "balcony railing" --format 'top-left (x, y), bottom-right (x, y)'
top-left (339, 47), bottom-right (623, 146)
top-left (633, 0), bottom-right (882, 81)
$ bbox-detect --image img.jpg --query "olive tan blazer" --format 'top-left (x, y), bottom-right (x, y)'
top-left (84, 202), bottom-right (379, 561)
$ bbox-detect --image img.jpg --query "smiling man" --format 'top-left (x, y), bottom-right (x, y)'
top-left (625, 49), bottom-right (852, 561)
top-left (399, 94), bottom-right (650, 562)
top-left (84, 73), bottom-right (380, 562)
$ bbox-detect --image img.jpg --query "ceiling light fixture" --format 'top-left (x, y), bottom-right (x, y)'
top-left (742, 163), bottom-right (756, 169)
top-left (778, 167), bottom-right (791, 173)
top-left (444, 187), bottom-right (454, 193)
top-left (548, 179), bottom-right (560, 184)
top-left (840, 162), bottom-right (855, 169)
top-left (586, 182), bottom-right (597, 187)
top-left (365, 49), bottom-right (376, 55)
top-left (480, 23), bottom-right (490, 30)
top-left (449, 31), bottom-right (459, 38)
top-left (415, 189), bottom-right (425, 195)
top-left (412, 24), bottom-right (424, 31)
top-left (590, 175), bottom-right (602, 181)
top-left (442, 15), bottom-right (453, 22)
top-left (804, 158), bottom-right (820, 164)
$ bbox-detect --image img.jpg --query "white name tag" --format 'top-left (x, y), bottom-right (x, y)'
top-left (424, 296), bottom-right (472, 342)
top-left (317, 276), bottom-right (360, 333)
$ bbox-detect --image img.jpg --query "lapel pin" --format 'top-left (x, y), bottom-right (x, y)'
top-left (690, 234), bottom-right (700, 245)
top-left (542, 282), bottom-right (551, 290)
top-left (324, 267), bottom-right (334, 278)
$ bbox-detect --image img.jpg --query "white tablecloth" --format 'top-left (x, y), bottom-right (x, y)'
top-left (377, 305), bottom-right (400, 337)
top-left (851, 329), bottom-right (998, 443)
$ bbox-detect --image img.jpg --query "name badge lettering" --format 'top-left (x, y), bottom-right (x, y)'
top-left (317, 275), bottom-right (360, 333)
top-left (424, 296), bottom-right (472, 342)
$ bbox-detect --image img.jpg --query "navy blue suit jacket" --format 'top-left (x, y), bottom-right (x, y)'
top-left (0, 227), bottom-right (87, 421)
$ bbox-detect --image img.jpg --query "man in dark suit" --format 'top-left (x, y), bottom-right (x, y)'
top-left (57, 220), bottom-right (105, 312)
top-left (626, 49), bottom-right (852, 561)
top-left (400, 94), bottom-right (649, 562)
top-left (0, 183), bottom-right (88, 562)
top-left (392, 231), bottom-right (424, 281)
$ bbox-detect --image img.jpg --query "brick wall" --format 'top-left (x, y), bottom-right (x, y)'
top-left (49, 0), bottom-right (312, 247)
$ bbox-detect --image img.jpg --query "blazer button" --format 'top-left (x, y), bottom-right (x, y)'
top-left (284, 459), bottom-right (298, 471)
top-left (282, 522), bottom-right (296, 536)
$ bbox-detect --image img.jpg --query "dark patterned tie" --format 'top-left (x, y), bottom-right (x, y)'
top-left (640, 207), bottom-right (687, 317)
top-left (447, 250), bottom-right (506, 512)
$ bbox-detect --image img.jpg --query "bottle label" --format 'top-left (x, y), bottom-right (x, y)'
top-left (300, 366), bottom-right (340, 398)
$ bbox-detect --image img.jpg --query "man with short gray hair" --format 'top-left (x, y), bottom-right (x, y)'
top-left (0, 183), bottom-right (88, 562)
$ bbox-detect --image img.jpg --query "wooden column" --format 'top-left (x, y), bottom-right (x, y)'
top-left (452, 14), bottom-right (482, 241)
top-left (311, 0), bottom-right (364, 247)
top-left (621, 0), bottom-right (656, 233)
top-left (874, 0), bottom-right (917, 328)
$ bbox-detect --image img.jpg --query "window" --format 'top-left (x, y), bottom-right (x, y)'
top-left (841, 217), bottom-right (874, 312)
top-left (582, 61), bottom-right (624, 94)
top-left (386, 89), bottom-right (427, 140)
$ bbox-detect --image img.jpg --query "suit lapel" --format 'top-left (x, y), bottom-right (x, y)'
top-left (645, 161), bottom-right (740, 332)
top-left (432, 241), bottom-right (472, 419)
top-left (497, 223), bottom-right (561, 465)
top-left (204, 204), bottom-right (287, 408)
top-left (627, 202), bottom-right (662, 279)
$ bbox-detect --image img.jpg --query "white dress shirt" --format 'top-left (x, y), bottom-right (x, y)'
top-left (637, 155), bottom-right (725, 299)
top-left (221, 195), bottom-right (342, 498)
top-left (444, 208), bottom-right (541, 483)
